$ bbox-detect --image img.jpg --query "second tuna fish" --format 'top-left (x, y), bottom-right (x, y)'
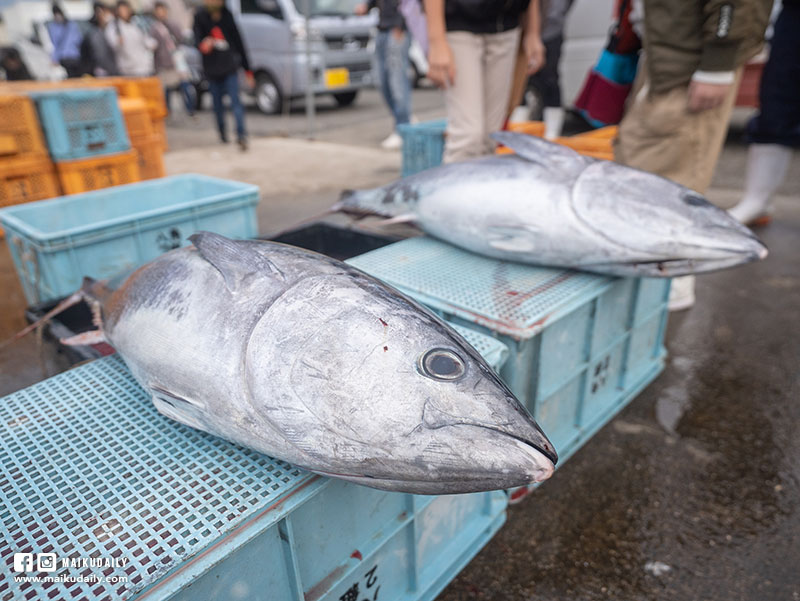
top-left (335, 132), bottom-right (767, 277)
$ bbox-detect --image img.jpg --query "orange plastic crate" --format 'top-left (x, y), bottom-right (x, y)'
top-left (497, 121), bottom-right (615, 160)
top-left (0, 154), bottom-right (60, 207)
top-left (119, 97), bottom-right (154, 140)
top-left (119, 77), bottom-right (168, 120)
top-left (0, 95), bottom-right (48, 157)
top-left (56, 150), bottom-right (140, 195)
top-left (152, 117), bottom-right (168, 152)
top-left (132, 134), bottom-right (165, 180)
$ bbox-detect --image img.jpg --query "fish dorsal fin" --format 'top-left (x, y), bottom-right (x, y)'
top-left (491, 131), bottom-right (589, 171)
top-left (189, 232), bottom-right (284, 292)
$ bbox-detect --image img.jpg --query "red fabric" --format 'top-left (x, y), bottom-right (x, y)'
top-left (574, 72), bottom-right (633, 124)
top-left (210, 26), bottom-right (225, 40)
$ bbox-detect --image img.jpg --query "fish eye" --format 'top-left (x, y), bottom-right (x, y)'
top-left (419, 348), bottom-right (466, 381)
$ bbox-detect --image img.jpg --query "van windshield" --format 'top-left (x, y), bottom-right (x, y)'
top-left (291, 0), bottom-right (362, 17)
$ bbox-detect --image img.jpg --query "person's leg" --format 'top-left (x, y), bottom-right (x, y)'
top-left (374, 30), bottom-right (395, 117)
top-left (729, 3), bottom-right (800, 223)
top-left (179, 80), bottom-right (195, 115)
top-left (163, 85), bottom-right (172, 115)
top-left (224, 71), bottom-right (247, 145)
top-left (443, 31), bottom-right (485, 163)
top-left (481, 27), bottom-right (522, 155)
top-left (729, 144), bottom-right (793, 223)
top-left (615, 69), bottom-right (742, 195)
top-left (385, 30), bottom-right (412, 127)
top-left (208, 77), bottom-right (227, 142)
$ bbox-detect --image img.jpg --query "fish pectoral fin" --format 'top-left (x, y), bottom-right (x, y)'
top-left (150, 385), bottom-right (207, 430)
top-left (371, 213), bottom-right (418, 227)
top-left (490, 131), bottom-right (589, 171)
top-left (60, 330), bottom-right (106, 346)
top-left (189, 231), bottom-right (285, 292)
top-left (486, 225), bottom-right (539, 253)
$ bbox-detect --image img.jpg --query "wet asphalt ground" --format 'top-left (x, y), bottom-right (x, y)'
top-left (1, 89), bottom-right (798, 599)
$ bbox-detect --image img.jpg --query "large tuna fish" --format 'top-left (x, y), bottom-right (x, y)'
top-left (77, 232), bottom-right (557, 494)
top-left (334, 131), bottom-right (768, 277)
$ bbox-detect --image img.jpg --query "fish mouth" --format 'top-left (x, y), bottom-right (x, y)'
top-left (310, 424), bottom-right (557, 495)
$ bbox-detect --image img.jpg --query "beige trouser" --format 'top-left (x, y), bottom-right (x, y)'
top-left (614, 67), bottom-right (743, 194)
top-left (444, 28), bottom-right (522, 163)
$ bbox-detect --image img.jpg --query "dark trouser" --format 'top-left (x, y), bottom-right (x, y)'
top-left (165, 81), bottom-right (195, 115)
top-left (526, 34), bottom-right (564, 109)
top-left (208, 71), bottom-right (246, 141)
top-left (745, 2), bottom-right (800, 148)
top-left (60, 58), bottom-right (84, 78)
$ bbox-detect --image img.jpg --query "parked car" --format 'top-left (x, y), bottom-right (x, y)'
top-left (227, 0), bottom-right (377, 114)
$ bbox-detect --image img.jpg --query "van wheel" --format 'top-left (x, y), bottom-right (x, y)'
top-left (255, 73), bottom-right (282, 114)
top-left (333, 91), bottom-right (358, 107)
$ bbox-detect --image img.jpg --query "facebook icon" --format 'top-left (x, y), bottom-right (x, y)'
top-left (13, 553), bottom-right (34, 572)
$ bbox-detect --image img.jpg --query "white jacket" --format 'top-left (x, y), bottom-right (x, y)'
top-left (105, 18), bottom-right (156, 77)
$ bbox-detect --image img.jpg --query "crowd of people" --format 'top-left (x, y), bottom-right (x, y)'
top-left (11, 0), bottom-right (252, 149)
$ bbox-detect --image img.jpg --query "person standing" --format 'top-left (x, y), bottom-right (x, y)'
top-left (106, 0), bottom-right (157, 77)
top-left (81, 2), bottom-right (119, 77)
top-left (194, 0), bottom-right (253, 150)
top-left (152, 1), bottom-right (194, 116)
top-left (729, 0), bottom-right (800, 225)
top-left (46, 4), bottom-right (84, 78)
top-left (423, 0), bottom-right (544, 162)
top-left (356, 0), bottom-right (412, 150)
top-left (614, 0), bottom-right (771, 311)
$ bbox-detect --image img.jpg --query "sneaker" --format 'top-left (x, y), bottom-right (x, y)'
top-left (668, 275), bottom-right (696, 311)
top-left (380, 131), bottom-right (402, 151)
top-left (238, 137), bottom-right (249, 152)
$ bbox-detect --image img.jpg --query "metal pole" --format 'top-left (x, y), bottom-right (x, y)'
top-left (303, 0), bottom-right (315, 139)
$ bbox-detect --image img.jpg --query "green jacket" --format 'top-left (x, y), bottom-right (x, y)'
top-left (643, 0), bottom-right (773, 93)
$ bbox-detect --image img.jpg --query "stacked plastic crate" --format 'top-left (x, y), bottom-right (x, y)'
top-left (120, 76), bottom-right (169, 151)
top-left (32, 88), bottom-right (140, 194)
top-left (119, 97), bottom-right (166, 180)
top-left (0, 94), bottom-right (60, 215)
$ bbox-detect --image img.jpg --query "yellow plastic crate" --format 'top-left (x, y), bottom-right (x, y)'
top-left (0, 154), bottom-right (60, 207)
top-left (132, 134), bottom-right (166, 180)
top-left (0, 95), bottom-right (48, 157)
top-left (56, 150), bottom-right (140, 195)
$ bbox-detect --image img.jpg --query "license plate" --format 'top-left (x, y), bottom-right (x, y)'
top-left (324, 68), bottom-right (350, 88)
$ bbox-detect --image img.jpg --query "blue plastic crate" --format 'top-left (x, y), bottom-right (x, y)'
top-left (0, 328), bottom-right (508, 601)
top-left (348, 237), bottom-right (670, 465)
top-left (32, 88), bottom-right (130, 160)
top-left (397, 119), bottom-right (446, 177)
top-left (0, 174), bottom-right (259, 304)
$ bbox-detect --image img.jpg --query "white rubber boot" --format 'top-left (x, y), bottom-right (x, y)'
top-left (728, 143), bottom-right (793, 225)
top-left (668, 275), bottom-right (696, 312)
top-left (543, 107), bottom-right (565, 140)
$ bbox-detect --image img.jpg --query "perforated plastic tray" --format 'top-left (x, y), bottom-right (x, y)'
top-left (0, 326), bottom-right (509, 601)
top-left (348, 237), bottom-right (613, 339)
top-left (0, 355), bottom-right (314, 601)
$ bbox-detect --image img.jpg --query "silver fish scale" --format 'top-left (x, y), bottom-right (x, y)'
top-left (348, 237), bottom-right (612, 338)
top-left (0, 354), bottom-right (310, 601)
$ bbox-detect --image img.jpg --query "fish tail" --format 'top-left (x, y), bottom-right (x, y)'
top-left (81, 277), bottom-right (112, 330)
top-left (332, 188), bottom-right (394, 218)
